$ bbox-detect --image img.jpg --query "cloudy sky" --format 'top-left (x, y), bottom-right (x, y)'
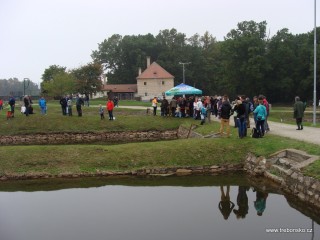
top-left (0, 0), bottom-right (318, 85)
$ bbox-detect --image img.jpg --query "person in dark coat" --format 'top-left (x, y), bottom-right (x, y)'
top-left (23, 95), bottom-right (30, 116)
top-left (76, 94), bottom-right (84, 117)
top-left (161, 97), bottom-right (169, 116)
top-left (293, 96), bottom-right (306, 130)
top-left (233, 100), bottom-right (246, 139)
top-left (219, 96), bottom-right (232, 137)
top-left (8, 95), bottom-right (15, 117)
top-left (60, 96), bottom-right (68, 115)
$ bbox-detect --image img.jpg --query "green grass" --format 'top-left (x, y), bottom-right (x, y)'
top-left (302, 160), bottom-right (320, 180)
top-left (0, 139), bottom-right (245, 176)
top-left (268, 106), bottom-right (320, 127)
top-left (1, 102), bottom-right (320, 179)
top-left (0, 132), bottom-right (319, 177)
top-left (0, 102), bottom-right (180, 135)
top-left (90, 99), bottom-right (151, 107)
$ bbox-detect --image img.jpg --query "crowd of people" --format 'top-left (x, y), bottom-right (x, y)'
top-left (150, 94), bottom-right (274, 139)
top-left (59, 94), bottom-right (116, 120)
top-left (1, 93), bottom-right (118, 120)
top-left (1, 93), bottom-right (306, 137)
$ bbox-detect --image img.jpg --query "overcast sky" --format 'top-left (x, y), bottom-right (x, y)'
top-left (0, 0), bottom-right (318, 85)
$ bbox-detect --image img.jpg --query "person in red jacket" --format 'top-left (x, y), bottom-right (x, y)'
top-left (106, 99), bottom-right (115, 120)
top-left (0, 98), bottom-right (3, 111)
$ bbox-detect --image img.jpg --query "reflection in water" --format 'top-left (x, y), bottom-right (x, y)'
top-left (233, 186), bottom-right (249, 219)
top-left (0, 175), bottom-right (319, 240)
top-left (218, 186), bottom-right (234, 220)
top-left (254, 189), bottom-right (269, 216)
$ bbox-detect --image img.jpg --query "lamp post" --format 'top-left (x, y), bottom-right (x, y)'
top-left (179, 62), bottom-right (191, 84)
top-left (23, 78), bottom-right (30, 96)
top-left (313, 0), bottom-right (317, 126)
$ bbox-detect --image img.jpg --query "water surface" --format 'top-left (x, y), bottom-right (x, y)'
top-left (0, 175), bottom-right (318, 240)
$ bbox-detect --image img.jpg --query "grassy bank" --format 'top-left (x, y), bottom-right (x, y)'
top-left (0, 134), bottom-right (319, 178)
top-left (1, 102), bottom-right (320, 179)
top-left (0, 104), bottom-right (180, 135)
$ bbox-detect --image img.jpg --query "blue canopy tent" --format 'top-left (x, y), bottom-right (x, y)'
top-left (165, 83), bottom-right (202, 96)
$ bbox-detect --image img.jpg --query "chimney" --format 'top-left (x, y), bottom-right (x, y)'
top-left (147, 56), bottom-right (151, 67)
top-left (138, 67), bottom-right (142, 75)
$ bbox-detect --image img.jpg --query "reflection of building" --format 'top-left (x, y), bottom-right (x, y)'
top-left (98, 57), bottom-right (174, 101)
top-left (136, 57), bottom-right (174, 101)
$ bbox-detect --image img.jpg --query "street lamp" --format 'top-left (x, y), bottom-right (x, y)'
top-left (313, 0), bottom-right (317, 126)
top-left (179, 62), bottom-right (191, 84)
top-left (23, 78), bottom-right (30, 96)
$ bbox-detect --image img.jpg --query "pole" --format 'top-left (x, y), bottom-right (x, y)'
top-left (311, 219), bottom-right (314, 240)
top-left (23, 78), bottom-right (30, 96)
top-left (179, 62), bottom-right (191, 84)
top-left (179, 62), bottom-right (191, 98)
top-left (313, 0), bottom-right (317, 126)
top-left (182, 64), bottom-right (185, 84)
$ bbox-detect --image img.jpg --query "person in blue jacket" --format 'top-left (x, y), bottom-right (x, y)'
top-left (253, 96), bottom-right (267, 137)
top-left (38, 96), bottom-right (47, 115)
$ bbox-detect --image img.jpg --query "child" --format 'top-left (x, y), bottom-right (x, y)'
top-left (175, 105), bottom-right (181, 118)
top-left (200, 105), bottom-right (207, 125)
top-left (99, 104), bottom-right (104, 119)
top-left (67, 98), bottom-right (72, 116)
top-left (6, 104), bottom-right (13, 120)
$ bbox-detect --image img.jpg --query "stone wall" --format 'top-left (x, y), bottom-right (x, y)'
top-left (244, 153), bottom-right (266, 176)
top-left (244, 152), bottom-right (320, 209)
top-left (0, 163), bottom-right (244, 181)
top-left (280, 168), bottom-right (320, 209)
top-left (0, 130), bottom-right (179, 145)
top-left (177, 125), bottom-right (203, 139)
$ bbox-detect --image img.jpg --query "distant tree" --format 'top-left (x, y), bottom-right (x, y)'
top-left (71, 62), bottom-right (103, 95)
top-left (0, 78), bottom-right (39, 96)
top-left (91, 34), bottom-right (123, 83)
top-left (87, 24), bottom-right (319, 103)
top-left (91, 33), bottom-right (160, 84)
top-left (217, 20), bottom-right (270, 98)
top-left (41, 72), bottom-right (76, 97)
top-left (42, 65), bottom-right (67, 82)
top-left (156, 28), bottom-right (188, 83)
top-left (41, 65), bottom-right (67, 95)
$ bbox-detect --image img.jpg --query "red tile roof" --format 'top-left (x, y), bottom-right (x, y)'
top-left (137, 62), bottom-right (174, 79)
top-left (102, 84), bottom-right (137, 93)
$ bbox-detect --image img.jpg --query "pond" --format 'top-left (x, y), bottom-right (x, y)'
top-left (0, 174), bottom-right (319, 240)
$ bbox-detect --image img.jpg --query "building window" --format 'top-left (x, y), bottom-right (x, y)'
top-left (144, 82), bottom-right (147, 85)
top-left (145, 92), bottom-right (148, 96)
top-left (162, 81), bottom-right (165, 85)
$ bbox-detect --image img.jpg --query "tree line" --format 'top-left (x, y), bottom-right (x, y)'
top-left (0, 78), bottom-right (39, 97)
top-left (91, 20), bottom-right (320, 103)
top-left (41, 63), bottom-right (103, 98)
top-left (41, 20), bottom-right (319, 103)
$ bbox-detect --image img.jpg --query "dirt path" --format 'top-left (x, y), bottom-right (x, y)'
top-left (265, 120), bottom-right (320, 145)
